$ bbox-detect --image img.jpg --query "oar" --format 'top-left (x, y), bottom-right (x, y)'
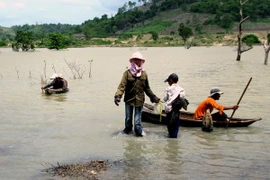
top-left (226, 77), bottom-right (252, 128)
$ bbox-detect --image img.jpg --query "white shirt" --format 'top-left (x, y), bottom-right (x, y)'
top-left (163, 84), bottom-right (185, 113)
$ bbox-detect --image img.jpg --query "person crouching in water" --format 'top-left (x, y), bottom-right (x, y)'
top-left (114, 52), bottom-right (160, 137)
top-left (41, 73), bottom-right (68, 94)
top-left (163, 73), bottom-right (186, 138)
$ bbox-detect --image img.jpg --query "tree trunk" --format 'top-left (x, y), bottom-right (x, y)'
top-left (237, 31), bottom-right (242, 61)
top-left (265, 52), bottom-right (269, 65)
top-left (264, 45), bottom-right (270, 65)
top-left (236, 0), bottom-right (250, 61)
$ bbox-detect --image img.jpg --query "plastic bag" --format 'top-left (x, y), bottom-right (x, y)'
top-left (153, 102), bottom-right (163, 114)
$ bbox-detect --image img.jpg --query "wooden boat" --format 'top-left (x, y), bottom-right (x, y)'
top-left (45, 88), bottom-right (69, 95)
top-left (142, 103), bottom-right (262, 128)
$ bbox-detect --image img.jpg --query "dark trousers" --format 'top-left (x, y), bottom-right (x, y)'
top-left (166, 110), bottom-right (180, 138)
top-left (211, 112), bottom-right (228, 121)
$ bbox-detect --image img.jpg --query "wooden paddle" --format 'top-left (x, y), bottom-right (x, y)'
top-left (226, 77), bottom-right (252, 128)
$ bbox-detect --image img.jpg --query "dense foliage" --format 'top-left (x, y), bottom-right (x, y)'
top-left (0, 0), bottom-right (269, 48)
top-left (47, 33), bottom-right (70, 50)
top-left (12, 30), bottom-right (35, 51)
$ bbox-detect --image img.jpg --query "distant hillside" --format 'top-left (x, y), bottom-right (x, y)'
top-left (0, 26), bottom-right (14, 33)
top-left (1, 0), bottom-right (270, 47)
top-left (120, 0), bottom-right (270, 35)
top-left (0, 26), bottom-right (15, 41)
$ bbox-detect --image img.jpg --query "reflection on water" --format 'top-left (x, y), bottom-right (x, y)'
top-left (43, 93), bottom-right (68, 102)
top-left (122, 139), bottom-right (148, 180)
top-left (0, 47), bottom-right (269, 180)
top-left (163, 140), bottom-right (184, 179)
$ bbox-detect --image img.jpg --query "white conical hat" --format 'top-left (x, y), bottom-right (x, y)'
top-left (50, 73), bottom-right (58, 79)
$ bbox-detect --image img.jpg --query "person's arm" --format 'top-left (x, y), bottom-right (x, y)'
top-left (143, 74), bottom-right (160, 103)
top-left (210, 99), bottom-right (239, 115)
top-left (224, 105), bottom-right (239, 110)
top-left (114, 71), bottom-right (128, 106)
top-left (209, 98), bottom-right (224, 115)
top-left (163, 89), bottom-right (169, 102)
top-left (41, 80), bottom-right (54, 89)
top-left (62, 79), bottom-right (68, 90)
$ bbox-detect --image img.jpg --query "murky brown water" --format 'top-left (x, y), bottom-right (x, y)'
top-left (0, 47), bottom-right (269, 180)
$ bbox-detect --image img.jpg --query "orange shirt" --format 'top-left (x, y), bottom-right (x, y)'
top-left (194, 97), bottom-right (224, 120)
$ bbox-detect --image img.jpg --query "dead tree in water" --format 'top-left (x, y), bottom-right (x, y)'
top-left (64, 58), bottom-right (86, 79)
top-left (263, 33), bottom-right (270, 65)
top-left (236, 0), bottom-right (252, 61)
top-left (43, 60), bottom-right (47, 80)
top-left (15, 67), bottom-right (19, 79)
top-left (88, 60), bottom-right (93, 78)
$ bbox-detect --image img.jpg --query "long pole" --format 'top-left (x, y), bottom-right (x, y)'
top-left (226, 77), bottom-right (252, 128)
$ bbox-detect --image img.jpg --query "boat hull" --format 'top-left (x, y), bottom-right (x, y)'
top-left (45, 88), bottom-right (69, 95)
top-left (142, 103), bottom-right (262, 128)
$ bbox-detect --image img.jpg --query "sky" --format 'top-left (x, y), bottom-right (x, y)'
top-left (0, 0), bottom-right (128, 27)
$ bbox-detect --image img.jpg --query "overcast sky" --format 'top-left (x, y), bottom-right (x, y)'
top-left (0, 0), bottom-right (129, 27)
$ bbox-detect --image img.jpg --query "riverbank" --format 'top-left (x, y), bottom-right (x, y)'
top-left (88, 31), bottom-right (268, 47)
top-left (1, 31), bottom-right (268, 49)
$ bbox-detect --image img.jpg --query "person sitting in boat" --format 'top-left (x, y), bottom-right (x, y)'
top-left (41, 73), bottom-right (68, 94)
top-left (194, 87), bottom-right (239, 122)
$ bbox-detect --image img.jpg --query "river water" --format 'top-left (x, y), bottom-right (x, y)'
top-left (0, 46), bottom-right (269, 180)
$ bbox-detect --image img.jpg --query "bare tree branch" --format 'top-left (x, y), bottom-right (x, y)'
top-left (43, 60), bottom-right (47, 79)
top-left (240, 16), bottom-right (250, 24)
top-left (52, 64), bottom-right (56, 73)
top-left (241, 46), bottom-right (253, 53)
top-left (64, 58), bottom-right (86, 79)
top-left (240, 0), bottom-right (249, 5)
top-left (15, 67), bottom-right (19, 79)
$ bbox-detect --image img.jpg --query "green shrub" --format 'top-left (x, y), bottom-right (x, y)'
top-left (242, 34), bottom-right (261, 46)
top-left (0, 41), bottom-right (7, 47)
top-left (150, 31), bottom-right (158, 41)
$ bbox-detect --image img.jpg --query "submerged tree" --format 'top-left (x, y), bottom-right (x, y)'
top-left (178, 23), bottom-right (193, 43)
top-left (13, 30), bottom-right (35, 52)
top-left (263, 33), bottom-right (270, 65)
top-left (47, 33), bottom-right (68, 50)
top-left (236, 0), bottom-right (252, 61)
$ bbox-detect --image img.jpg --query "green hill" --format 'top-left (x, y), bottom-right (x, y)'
top-left (1, 0), bottom-right (270, 47)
